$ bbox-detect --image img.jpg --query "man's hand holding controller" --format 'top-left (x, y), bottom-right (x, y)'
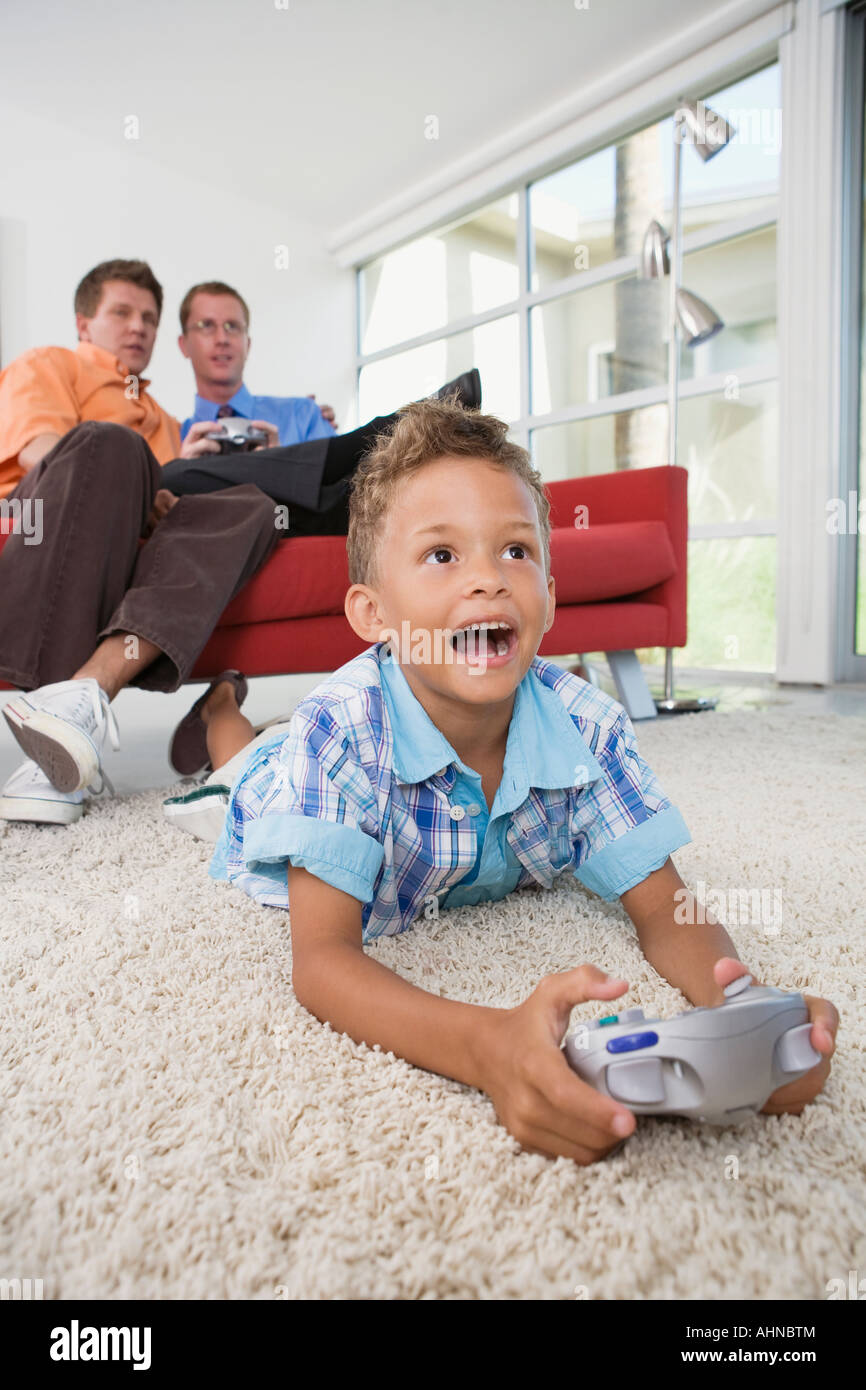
top-left (179, 418), bottom-right (280, 459)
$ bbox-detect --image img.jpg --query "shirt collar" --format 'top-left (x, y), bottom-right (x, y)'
top-left (192, 382), bottom-right (254, 421)
top-left (377, 643), bottom-right (603, 802)
top-left (76, 340), bottom-right (151, 390)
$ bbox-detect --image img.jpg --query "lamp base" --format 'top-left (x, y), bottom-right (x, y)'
top-left (654, 695), bottom-right (718, 715)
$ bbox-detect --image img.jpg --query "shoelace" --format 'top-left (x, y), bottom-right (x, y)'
top-left (53, 677), bottom-right (121, 751)
top-left (85, 681), bottom-right (121, 753)
top-left (87, 767), bottom-right (116, 798)
top-left (86, 683), bottom-right (119, 797)
top-left (54, 680), bottom-right (120, 798)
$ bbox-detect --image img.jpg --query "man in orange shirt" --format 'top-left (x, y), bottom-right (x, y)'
top-left (0, 272), bottom-right (181, 500)
top-left (0, 259), bottom-right (280, 825)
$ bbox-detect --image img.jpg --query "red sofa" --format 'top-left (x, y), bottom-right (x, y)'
top-left (0, 464), bottom-right (686, 720)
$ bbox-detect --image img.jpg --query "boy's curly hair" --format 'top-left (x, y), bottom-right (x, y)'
top-left (346, 396), bottom-right (551, 588)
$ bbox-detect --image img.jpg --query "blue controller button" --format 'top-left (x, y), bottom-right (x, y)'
top-left (606, 1031), bottom-right (659, 1054)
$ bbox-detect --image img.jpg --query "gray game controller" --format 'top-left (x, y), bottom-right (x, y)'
top-left (206, 419), bottom-right (270, 453)
top-left (562, 974), bottom-right (823, 1125)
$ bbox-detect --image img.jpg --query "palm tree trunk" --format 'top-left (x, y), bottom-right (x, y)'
top-left (612, 129), bottom-right (668, 469)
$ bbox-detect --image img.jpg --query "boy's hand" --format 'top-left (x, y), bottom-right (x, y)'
top-left (713, 958), bottom-right (838, 1116)
top-left (760, 990), bottom-right (838, 1115)
top-left (477, 964), bottom-right (637, 1165)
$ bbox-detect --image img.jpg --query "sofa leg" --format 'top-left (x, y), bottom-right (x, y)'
top-left (568, 656), bottom-right (603, 688)
top-left (604, 650), bottom-right (657, 721)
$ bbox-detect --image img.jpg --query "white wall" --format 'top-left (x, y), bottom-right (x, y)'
top-left (0, 102), bottom-right (357, 432)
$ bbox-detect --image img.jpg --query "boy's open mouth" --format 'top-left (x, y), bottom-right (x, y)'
top-left (449, 620), bottom-right (518, 665)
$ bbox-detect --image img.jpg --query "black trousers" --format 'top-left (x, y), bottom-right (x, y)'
top-left (159, 413), bottom-right (397, 536)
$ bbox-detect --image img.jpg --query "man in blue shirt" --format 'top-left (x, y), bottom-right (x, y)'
top-left (162, 277), bottom-right (482, 538)
top-left (177, 280), bottom-right (338, 450)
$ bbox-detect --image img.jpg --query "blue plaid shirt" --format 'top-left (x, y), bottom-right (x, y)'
top-left (209, 643), bottom-right (691, 940)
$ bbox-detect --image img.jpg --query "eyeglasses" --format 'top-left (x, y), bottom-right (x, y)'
top-left (187, 319), bottom-right (247, 337)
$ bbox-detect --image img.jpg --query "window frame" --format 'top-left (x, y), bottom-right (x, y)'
top-left (355, 65), bottom-right (781, 550)
top-left (836, 2), bottom-right (866, 680)
top-left (354, 15), bottom-right (865, 681)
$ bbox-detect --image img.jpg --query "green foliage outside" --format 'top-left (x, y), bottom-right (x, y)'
top-left (637, 536), bottom-right (777, 673)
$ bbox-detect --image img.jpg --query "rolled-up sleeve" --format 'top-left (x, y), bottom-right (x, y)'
top-left (211, 704), bottom-right (383, 907)
top-left (0, 348), bottom-right (80, 480)
top-left (572, 708), bottom-right (691, 901)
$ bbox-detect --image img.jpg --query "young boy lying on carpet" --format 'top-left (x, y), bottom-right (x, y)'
top-left (164, 398), bottom-right (839, 1165)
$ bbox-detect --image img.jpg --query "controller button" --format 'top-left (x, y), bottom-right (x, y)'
top-left (606, 1031), bottom-right (659, 1054)
top-left (598, 1014), bottom-right (619, 1027)
top-left (723, 973), bottom-right (753, 999)
top-left (606, 1058), bottom-right (666, 1104)
top-left (775, 1022), bottom-right (822, 1073)
top-left (569, 1020), bottom-right (600, 1039)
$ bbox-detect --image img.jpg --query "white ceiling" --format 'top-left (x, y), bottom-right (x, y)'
top-left (2, 0), bottom-right (728, 236)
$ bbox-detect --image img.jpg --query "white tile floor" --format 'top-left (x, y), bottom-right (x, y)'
top-left (1, 661), bottom-right (865, 796)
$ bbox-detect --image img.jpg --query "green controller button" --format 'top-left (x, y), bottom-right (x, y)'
top-left (598, 1014), bottom-right (619, 1026)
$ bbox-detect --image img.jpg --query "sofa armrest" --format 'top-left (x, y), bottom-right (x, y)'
top-left (545, 465), bottom-right (688, 649)
top-left (545, 464), bottom-right (687, 529)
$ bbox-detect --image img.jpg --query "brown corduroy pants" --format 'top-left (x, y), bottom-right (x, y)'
top-left (0, 421), bottom-right (279, 693)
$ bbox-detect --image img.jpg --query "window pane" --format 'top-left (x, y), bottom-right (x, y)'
top-left (531, 275), bottom-right (668, 413)
top-left (532, 224), bottom-right (776, 416)
top-left (679, 226), bottom-right (777, 380)
top-left (530, 122), bottom-right (670, 291)
top-left (681, 383), bottom-right (777, 525)
top-left (531, 406), bottom-right (669, 482)
top-left (530, 382), bottom-right (777, 525)
top-left (638, 537), bottom-right (776, 672)
top-left (858, 542), bottom-right (865, 655)
top-left (359, 198), bottom-right (519, 354)
top-left (681, 64), bottom-right (781, 238)
top-left (528, 62), bottom-right (780, 293)
top-left (858, 65), bottom-right (866, 655)
top-left (358, 315), bottom-right (519, 422)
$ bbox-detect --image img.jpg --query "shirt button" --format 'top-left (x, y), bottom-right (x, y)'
top-left (449, 805), bottom-right (465, 821)
top-left (466, 803), bottom-right (482, 816)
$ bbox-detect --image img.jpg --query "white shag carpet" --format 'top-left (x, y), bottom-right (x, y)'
top-left (2, 708), bottom-right (865, 1301)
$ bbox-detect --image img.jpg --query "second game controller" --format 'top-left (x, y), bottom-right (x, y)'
top-left (206, 419), bottom-right (270, 453)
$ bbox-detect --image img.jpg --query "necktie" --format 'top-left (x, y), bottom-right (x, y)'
top-left (216, 404), bottom-right (235, 419)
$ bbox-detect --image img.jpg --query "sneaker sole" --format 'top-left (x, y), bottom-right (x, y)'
top-left (3, 705), bottom-right (99, 794)
top-left (0, 794), bottom-right (83, 824)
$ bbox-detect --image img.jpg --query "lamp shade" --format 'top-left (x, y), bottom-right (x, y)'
top-left (676, 287), bottom-right (724, 345)
top-left (674, 99), bottom-right (736, 161)
top-left (640, 219), bottom-right (670, 279)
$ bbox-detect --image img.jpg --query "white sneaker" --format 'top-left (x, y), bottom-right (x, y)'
top-left (0, 758), bottom-right (87, 824)
top-left (3, 677), bottom-right (119, 794)
top-left (162, 784), bottom-right (230, 842)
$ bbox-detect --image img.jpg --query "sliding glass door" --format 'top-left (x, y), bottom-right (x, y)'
top-left (839, 3), bottom-right (866, 680)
